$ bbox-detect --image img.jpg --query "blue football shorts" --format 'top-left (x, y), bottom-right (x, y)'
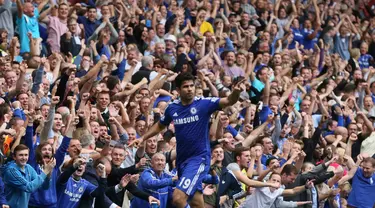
top-left (175, 156), bottom-right (210, 198)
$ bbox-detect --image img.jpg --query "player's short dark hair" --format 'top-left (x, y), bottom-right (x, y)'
top-left (175, 72), bottom-right (195, 89)
top-left (281, 164), bottom-right (298, 176)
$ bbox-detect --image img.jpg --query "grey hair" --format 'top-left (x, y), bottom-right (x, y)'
top-left (155, 42), bottom-right (165, 47)
top-left (141, 56), bottom-right (154, 68)
top-left (152, 152), bottom-right (166, 160)
top-left (80, 134), bottom-right (95, 148)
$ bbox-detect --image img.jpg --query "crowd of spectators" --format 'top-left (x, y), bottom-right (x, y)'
top-left (0, 0), bottom-right (373, 207)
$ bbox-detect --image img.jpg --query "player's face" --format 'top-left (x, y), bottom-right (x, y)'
top-left (177, 80), bottom-right (195, 101)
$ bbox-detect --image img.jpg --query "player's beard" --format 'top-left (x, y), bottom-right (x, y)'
top-left (182, 92), bottom-right (194, 102)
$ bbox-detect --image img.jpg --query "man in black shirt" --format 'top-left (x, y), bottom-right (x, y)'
top-left (106, 144), bottom-right (159, 206)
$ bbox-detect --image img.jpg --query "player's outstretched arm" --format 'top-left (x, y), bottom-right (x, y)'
top-left (219, 79), bottom-right (246, 109)
top-left (139, 122), bottom-right (166, 143)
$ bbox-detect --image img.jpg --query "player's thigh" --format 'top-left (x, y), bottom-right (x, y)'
top-left (189, 191), bottom-right (205, 208)
top-left (176, 160), bottom-right (208, 197)
top-left (172, 187), bottom-right (189, 204)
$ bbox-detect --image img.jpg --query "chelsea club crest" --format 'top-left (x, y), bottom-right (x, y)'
top-left (190, 107), bottom-right (197, 115)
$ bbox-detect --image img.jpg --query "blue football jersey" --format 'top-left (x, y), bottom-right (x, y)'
top-left (56, 177), bottom-right (97, 208)
top-left (160, 97), bottom-right (221, 165)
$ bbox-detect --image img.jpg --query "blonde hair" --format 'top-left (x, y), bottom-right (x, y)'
top-left (349, 48), bottom-right (360, 60)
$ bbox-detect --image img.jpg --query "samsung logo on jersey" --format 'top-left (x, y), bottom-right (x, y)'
top-left (64, 189), bottom-right (82, 202)
top-left (174, 115), bottom-right (199, 125)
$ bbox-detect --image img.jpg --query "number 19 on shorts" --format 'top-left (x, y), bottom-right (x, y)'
top-left (179, 177), bottom-right (191, 189)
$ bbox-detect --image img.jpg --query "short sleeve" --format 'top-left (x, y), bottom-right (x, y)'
top-left (227, 163), bottom-right (240, 172)
top-left (201, 97), bottom-right (221, 114)
top-left (159, 104), bottom-right (173, 126)
top-left (251, 78), bottom-right (264, 92)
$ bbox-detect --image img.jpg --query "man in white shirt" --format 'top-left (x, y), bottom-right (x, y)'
top-left (239, 172), bottom-right (313, 208)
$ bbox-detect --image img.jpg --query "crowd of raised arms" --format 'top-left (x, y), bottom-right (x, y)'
top-left (0, 0), bottom-right (374, 207)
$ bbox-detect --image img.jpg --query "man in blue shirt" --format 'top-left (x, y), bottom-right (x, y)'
top-left (77, 7), bottom-right (100, 41)
top-left (56, 157), bottom-right (107, 208)
top-left (15, 0), bottom-right (40, 54)
top-left (132, 153), bottom-right (177, 208)
top-left (139, 72), bottom-right (245, 208)
top-left (339, 156), bottom-right (375, 208)
top-left (2, 144), bottom-right (55, 208)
